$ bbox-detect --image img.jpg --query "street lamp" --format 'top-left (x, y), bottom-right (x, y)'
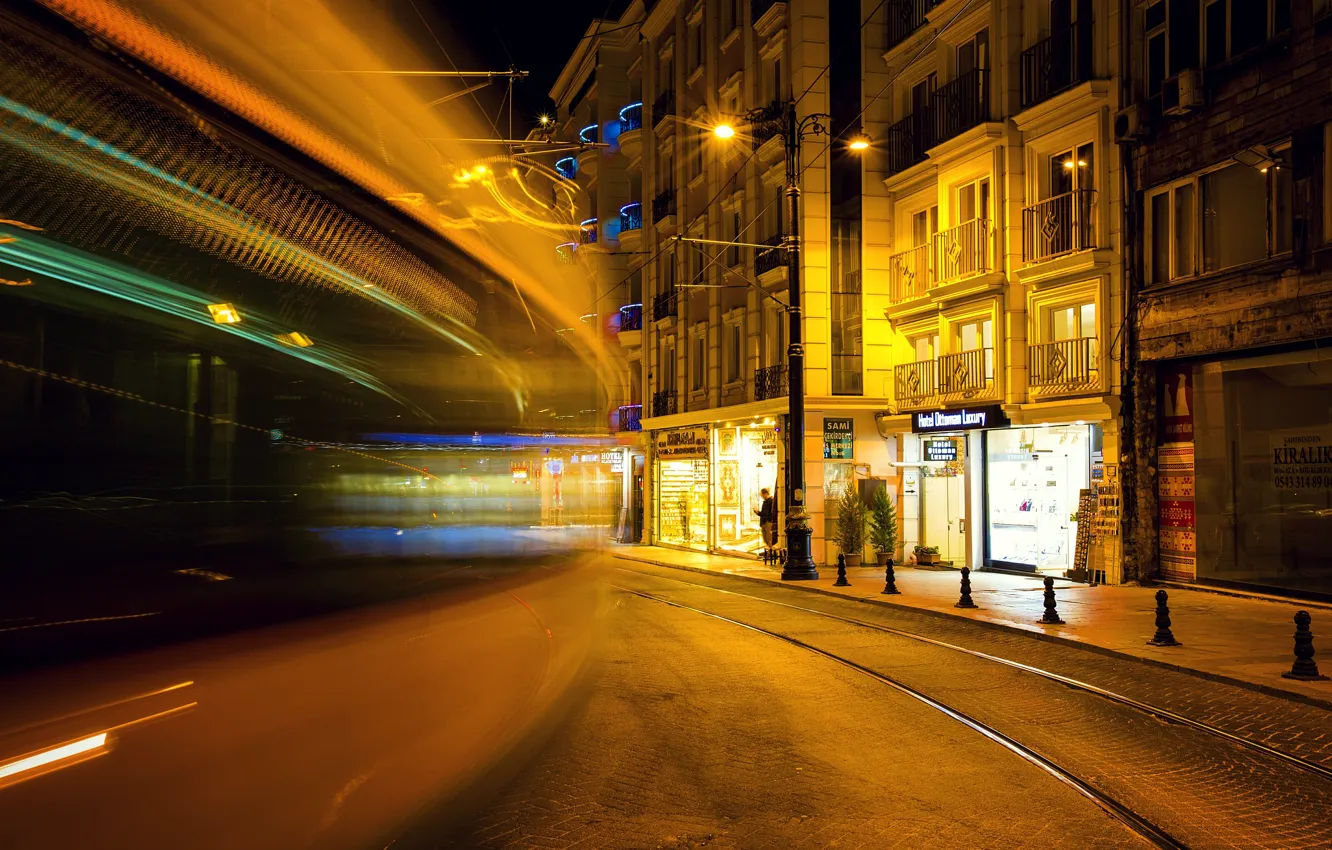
top-left (716, 102), bottom-right (829, 581)
top-left (848, 134), bottom-right (871, 151)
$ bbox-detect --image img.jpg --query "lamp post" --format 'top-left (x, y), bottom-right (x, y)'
top-left (716, 102), bottom-right (828, 580)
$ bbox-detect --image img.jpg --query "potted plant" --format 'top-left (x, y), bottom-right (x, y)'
top-left (833, 483), bottom-right (867, 566)
top-left (914, 544), bottom-right (940, 566)
top-left (868, 488), bottom-right (898, 568)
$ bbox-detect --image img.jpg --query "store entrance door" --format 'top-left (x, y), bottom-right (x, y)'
top-left (920, 434), bottom-right (968, 567)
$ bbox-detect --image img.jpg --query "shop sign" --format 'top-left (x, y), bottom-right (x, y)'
top-left (1271, 428), bottom-right (1332, 490)
top-left (655, 426), bottom-right (710, 459)
top-left (912, 404), bottom-right (1008, 434)
top-left (1159, 365), bottom-right (1194, 443)
top-left (823, 418), bottom-right (854, 460)
top-left (923, 439), bottom-right (958, 462)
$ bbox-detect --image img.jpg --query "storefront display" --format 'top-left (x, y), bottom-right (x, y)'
top-left (985, 425), bottom-right (1090, 573)
top-left (715, 424), bottom-right (781, 554)
top-left (1191, 349), bottom-right (1332, 595)
top-left (654, 426), bottom-right (711, 550)
top-left (918, 433), bottom-right (968, 566)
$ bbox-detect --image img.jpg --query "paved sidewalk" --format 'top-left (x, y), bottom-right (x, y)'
top-left (612, 545), bottom-right (1332, 707)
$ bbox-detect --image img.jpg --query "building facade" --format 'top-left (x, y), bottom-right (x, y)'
top-left (1122, 0), bottom-right (1332, 598)
top-left (861, 0), bottom-right (1128, 580)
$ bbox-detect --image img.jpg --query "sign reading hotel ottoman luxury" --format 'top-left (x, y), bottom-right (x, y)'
top-left (823, 418), bottom-right (854, 459)
top-left (1271, 427), bottom-right (1332, 490)
top-left (924, 439), bottom-right (958, 462)
top-left (655, 426), bottom-right (710, 459)
top-left (912, 404), bottom-right (1009, 434)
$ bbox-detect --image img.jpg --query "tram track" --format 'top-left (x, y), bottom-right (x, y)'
top-left (614, 563), bottom-right (1332, 784)
top-left (612, 582), bottom-right (1186, 850)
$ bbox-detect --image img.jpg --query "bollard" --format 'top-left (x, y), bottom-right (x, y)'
top-left (882, 559), bottom-right (900, 595)
top-left (1039, 576), bottom-right (1065, 624)
top-left (1282, 611), bottom-right (1330, 681)
top-left (955, 567), bottom-right (978, 609)
top-left (1146, 589), bottom-right (1181, 646)
top-left (834, 553), bottom-right (851, 587)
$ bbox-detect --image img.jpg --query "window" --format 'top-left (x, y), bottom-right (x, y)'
top-left (692, 329), bottom-right (706, 391)
top-left (912, 206), bottom-right (939, 246)
top-left (727, 210), bottom-right (743, 267)
top-left (956, 318), bottom-right (994, 379)
top-left (1147, 148), bottom-right (1292, 283)
top-left (913, 333), bottom-right (940, 362)
top-left (688, 131), bottom-right (704, 181)
top-left (662, 343), bottom-right (677, 392)
top-left (1144, 0), bottom-right (1202, 97)
top-left (908, 73), bottom-right (937, 116)
top-left (1048, 143), bottom-right (1094, 199)
top-left (1204, 0), bottom-right (1291, 66)
top-left (956, 28), bottom-right (990, 76)
top-left (957, 178), bottom-right (991, 224)
top-left (830, 220), bottom-right (863, 396)
top-left (722, 0), bottom-right (740, 35)
top-left (725, 320), bottom-right (742, 383)
top-left (764, 55), bottom-right (783, 103)
top-left (660, 55), bottom-right (674, 90)
top-left (1051, 302), bottom-right (1096, 341)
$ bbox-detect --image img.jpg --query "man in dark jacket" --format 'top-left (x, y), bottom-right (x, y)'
top-left (756, 488), bottom-right (776, 557)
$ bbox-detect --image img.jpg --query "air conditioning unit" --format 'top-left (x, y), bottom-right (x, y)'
top-left (1162, 68), bottom-right (1203, 116)
top-left (1113, 103), bottom-right (1148, 143)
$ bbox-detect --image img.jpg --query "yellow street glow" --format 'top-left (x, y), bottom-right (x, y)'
top-left (277, 332), bottom-right (314, 347)
top-left (0, 733), bottom-right (108, 785)
top-left (849, 136), bottom-right (871, 151)
top-left (207, 303), bottom-right (241, 324)
top-left (713, 124), bottom-right (736, 139)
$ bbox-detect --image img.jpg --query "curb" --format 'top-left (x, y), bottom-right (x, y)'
top-left (613, 552), bottom-right (1332, 713)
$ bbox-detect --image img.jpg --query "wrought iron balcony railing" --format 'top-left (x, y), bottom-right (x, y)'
top-left (618, 303), bottom-right (644, 332)
top-left (652, 288), bottom-right (678, 321)
top-left (651, 389), bottom-right (678, 417)
top-left (652, 188), bottom-right (677, 221)
top-left (886, 108), bottom-right (935, 175)
top-left (620, 202), bottom-right (643, 233)
top-left (652, 89), bottom-right (675, 126)
top-left (886, 0), bottom-right (940, 50)
top-left (938, 348), bottom-right (993, 398)
top-left (579, 124), bottom-right (599, 144)
top-left (555, 157), bottom-right (577, 180)
top-left (1023, 189), bottom-right (1096, 263)
top-left (619, 102), bottom-right (643, 132)
top-left (616, 403), bottom-right (643, 432)
top-left (933, 68), bottom-right (989, 147)
top-left (750, 100), bottom-right (784, 151)
top-left (754, 364), bottom-right (789, 401)
top-left (894, 359), bottom-right (937, 405)
top-left (889, 244), bottom-right (931, 302)
top-left (1020, 20), bottom-right (1094, 110)
top-left (556, 242), bottom-right (577, 264)
top-left (932, 218), bottom-right (992, 283)
top-left (1029, 338), bottom-right (1098, 390)
top-left (579, 218), bottom-right (598, 245)
top-left (755, 233), bottom-right (786, 275)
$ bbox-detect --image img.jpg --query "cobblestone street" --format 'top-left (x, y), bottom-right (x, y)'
top-left (448, 562), bottom-right (1332, 849)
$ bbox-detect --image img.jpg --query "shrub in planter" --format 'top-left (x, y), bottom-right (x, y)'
top-left (833, 484), bottom-right (867, 566)
top-left (868, 488), bottom-right (898, 567)
top-left (913, 544), bottom-right (940, 565)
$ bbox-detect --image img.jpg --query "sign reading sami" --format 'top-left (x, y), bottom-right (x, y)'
top-left (823, 418), bottom-right (854, 459)
top-left (912, 404), bottom-right (1009, 434)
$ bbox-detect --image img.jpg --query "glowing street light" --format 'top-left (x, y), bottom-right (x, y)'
top-left (207, 303), bottom-right (241, 324)
top-left (713, 123), bottom-right (736, 139)
top-left (848, 135), bottom-right (871, 151)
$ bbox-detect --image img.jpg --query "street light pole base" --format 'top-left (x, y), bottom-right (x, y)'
top-left (782, 526), bottom-right (819, 580)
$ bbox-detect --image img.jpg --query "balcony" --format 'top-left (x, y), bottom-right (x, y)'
top-left (576, 124), bottom-right (599, 178)
top-left (618, 303), bottom-right (644, 332)
top-left (889, 244), bottom-right (931, 302)
top-left (754, 364), bottom-right (788, 401)
top-left (931, 219), bottom-right (992, 284)
top-left (651, 390), bottom-right (678, 417)
top-left (614, 404), bottom-right (643, 432)
top-left (1023, 190), bottom-right (1096, 263)
top-left (1020, 20), bottom-right (1093, 111)
top-left (652, 188), bottom-right (677, 229)
top-left (555, 157), bottom-right (577, 180)
top-left (619, 202), bottom-right (643, 249)
top-left (755, 233), bottom-right (786, 276)
top-left (579, 124), bottom-right (599, 144)
top-left (651, 89), bottom-right (675, 131)
top-left (1029, 338), bottom-right (1098, 393)
top-left (933, 68), bottom-right (989, 148)
top-left (886, 108), bottom-right (935, 175)
top-left (652, 288), bottom-right (678, 321)
top-left (894, 360), bottom-right (937, 407)
top-left (579, 218), bottom-right (598, 245)
top-left (938, 348), bottom-right (994, 399)
top-left (619, 103), bottom-right (644, 161)
top-left (750, 100), bottom-right (784, 158)
top-left (556, 241), bottom-right (577, 264)
top-left (751, 0), bottom-right (785, 29)
top-left (885, 0), bottom-right (939, 51)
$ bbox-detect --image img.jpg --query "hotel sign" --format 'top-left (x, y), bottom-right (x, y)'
top-left (655, 426), bottom-right (710, 459)
top-left (912, 405), bottom-right (1009, 434)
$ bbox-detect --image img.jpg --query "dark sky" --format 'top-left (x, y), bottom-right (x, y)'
top-left (416, 0), bottom-right (628, 130)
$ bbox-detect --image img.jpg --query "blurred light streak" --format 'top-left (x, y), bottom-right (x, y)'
top-left (0, 733), bottom-right (108, 787)
top-left (364, 432), bottom-right (617, 449)
top-left (0, 613), bottom-right (159, 635)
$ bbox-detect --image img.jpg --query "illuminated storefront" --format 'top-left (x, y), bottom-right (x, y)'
top-left (712, 423), bottom-right (782, 555)
top-left (654, 426), bottom-right (711, 550)
top-left (985, 425), bottom-right (1092, 573)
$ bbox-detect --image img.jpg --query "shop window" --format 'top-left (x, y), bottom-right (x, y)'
top-left (715, 425), bottom-right (782, 554)
top-left (657, 456), bottom-right (710, 549)
top-left (986, 425), bottom-right (1091, 571)
top-left (1147, 148), bottom-right (1291, 284)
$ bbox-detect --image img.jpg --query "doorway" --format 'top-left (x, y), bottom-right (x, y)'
top-left (919, 433), bottom-right (969, 566)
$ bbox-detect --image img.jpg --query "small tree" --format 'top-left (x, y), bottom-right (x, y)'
top-left (868, 487), bottom-right (898, 558)
top-left (833, 483), bottom-right (867, 559)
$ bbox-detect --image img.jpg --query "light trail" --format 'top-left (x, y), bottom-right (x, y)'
top-left (0, 733), bottom-right (108, 787)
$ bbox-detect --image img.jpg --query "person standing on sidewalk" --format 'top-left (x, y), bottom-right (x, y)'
top-left (756, 488), bottom-right (776, 558)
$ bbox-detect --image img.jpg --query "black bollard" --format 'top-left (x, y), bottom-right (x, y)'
top-left (955, 567), bottom-right (978, 609)
top-left (1039, 576), bottom-right (1065, 624)
top-left (1282, 611), bottom-right (1330, 681)
top-left (1146, 589), bottom-right (1181, 646)
top-left (834, 553), bottom-right (851, 587)
top-left (882, 559), bottom-right (900, 595)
